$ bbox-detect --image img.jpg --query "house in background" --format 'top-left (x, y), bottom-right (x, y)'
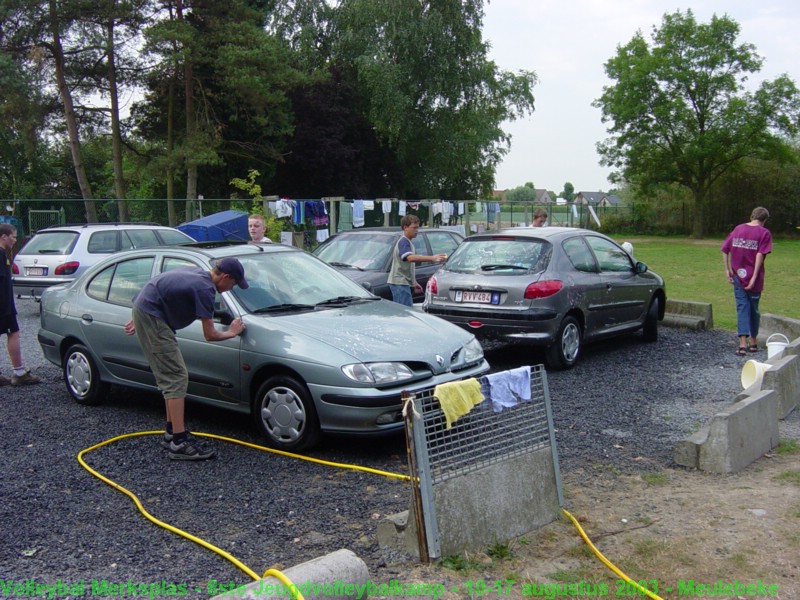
top-left (574, 191), bottom-right (623, 207)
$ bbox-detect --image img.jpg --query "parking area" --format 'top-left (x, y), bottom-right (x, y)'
top-left (1, 298), bottom-right (754, 595)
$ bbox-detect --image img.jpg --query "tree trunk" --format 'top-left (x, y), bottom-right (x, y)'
top-left (166, 76), bottom-right (177, 226)
top-left (691, 189), bottom-right (705, 238)
top-left (106, 12), bottom-right (129, 221)
top-left (49, 0), bottom-right (97, 222)
top-left (177, 0), bottom-right (197, 217)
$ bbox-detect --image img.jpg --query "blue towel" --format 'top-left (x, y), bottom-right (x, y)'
top-left (480, 366), bottom-right (531, 413)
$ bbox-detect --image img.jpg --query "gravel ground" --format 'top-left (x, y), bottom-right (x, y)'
top-left (2, 298), bottom-right (797, 597)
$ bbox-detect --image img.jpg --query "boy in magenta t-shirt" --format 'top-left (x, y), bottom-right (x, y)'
top-left (721, 207), bottom-right (772, 356)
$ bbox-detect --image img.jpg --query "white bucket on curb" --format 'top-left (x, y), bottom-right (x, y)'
top-left (741, 359), bottom-right (772, 389)
top-left (766, 333), bottom-right (790, 360)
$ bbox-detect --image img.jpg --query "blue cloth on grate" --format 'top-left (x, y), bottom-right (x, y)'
top-left (480, 366), bottom-right (531, 413)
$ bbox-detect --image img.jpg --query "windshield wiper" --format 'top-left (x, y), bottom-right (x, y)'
top-left (328, 261), bottom-right (364, 271)
top-left (481, 264), bottom-right (529, 271)
top-left (253, 303), bottom-right (315, 313)
top-left (315, 296), bottom-right (374, 307)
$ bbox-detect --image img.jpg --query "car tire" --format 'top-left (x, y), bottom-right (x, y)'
top-left (252, 375), bottom-right (321, 451)
top-left (545, 316), bottom-right (581, 370)
top-left (63, 344), bottom-right (110, 406)
top-left (643, 297), bottom-right (660, 342)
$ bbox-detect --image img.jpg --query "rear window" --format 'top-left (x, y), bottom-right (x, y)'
top-left (18, 231), bottom-right (79, 255)
top-left (447, 238), bottom-right (550, 274)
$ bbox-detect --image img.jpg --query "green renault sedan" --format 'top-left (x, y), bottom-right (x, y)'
top-left (37, 242), bottom-right (488, 451)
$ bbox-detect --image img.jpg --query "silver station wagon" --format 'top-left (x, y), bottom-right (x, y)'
top-left (422, 227), bottom-right (666, 369)
top-left (37, 242), bottom-right (488, 450)
top-left (13, 223), bottom-right (195, 299)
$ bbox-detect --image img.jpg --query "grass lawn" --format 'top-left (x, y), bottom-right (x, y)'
top-left (611, 236), bottom-right (800, 331)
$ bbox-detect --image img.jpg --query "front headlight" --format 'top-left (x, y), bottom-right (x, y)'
top-left (342, 362), bottom-right (415, 384)
top-left (462, 337), bottom-right (484, 364)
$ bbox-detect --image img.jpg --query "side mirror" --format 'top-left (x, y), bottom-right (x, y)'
top-left (360, 281), bottom-right (373, 292)
top-left (214, 309), bottom-right (233, 325)
top-left (635, 261), bottom-right (649, 274)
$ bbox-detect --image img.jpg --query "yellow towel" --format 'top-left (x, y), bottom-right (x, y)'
top-left (434, 378), bottom-right (485, 429)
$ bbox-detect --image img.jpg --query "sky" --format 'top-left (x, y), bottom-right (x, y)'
top-left (481, 0), bottom-right (800, 194)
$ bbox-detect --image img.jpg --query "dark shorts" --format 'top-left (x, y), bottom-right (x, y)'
top-left (0, 314), bottom-right (20, 336)
top-left (132, 306), bottom-right (188, 400)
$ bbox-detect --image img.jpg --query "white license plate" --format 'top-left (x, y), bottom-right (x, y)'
top-left (456, 290), bottom-right (496, 304)
top-left (26, 267), bottom-right (47, 276)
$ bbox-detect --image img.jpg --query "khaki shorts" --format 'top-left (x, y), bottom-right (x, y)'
top-left (132, 306), bottom-right (188, 400)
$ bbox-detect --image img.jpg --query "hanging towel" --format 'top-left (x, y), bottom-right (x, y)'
top-left (382, 200), bottom-right (392, 214)
top-left (480, 366), bottom-right (531, 413)
top-left (338, 201), bottom-right (353, 231)
top-left (399, 201), bottom-right (407, 216)
top-left (434, 378), bottom-right (485, 429)
top-left (352, 200), bottom-right (365, 228)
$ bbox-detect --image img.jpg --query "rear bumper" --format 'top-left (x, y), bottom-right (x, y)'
top-left (424, 306), bottom-right (561, 344)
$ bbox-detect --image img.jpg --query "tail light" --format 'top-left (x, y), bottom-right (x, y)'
top-left (427, 275), bottom-right (438, 295)
top-left (55, 261), bottom-right (80, 276)
top-left (524, 280), bottom-right (563, 299)
top-left (12, 263), bottom-right (19, 275)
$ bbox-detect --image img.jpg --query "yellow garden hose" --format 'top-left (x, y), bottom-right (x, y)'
top-left (561, 509), bottom-right (664, 600)
top-left (79, 431), bottom-right (663, 598)
top-left (77, 431), bottom-right (409, 597)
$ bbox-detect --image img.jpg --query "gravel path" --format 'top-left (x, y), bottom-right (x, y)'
top-left (2, 298), bottom-right (797, 597)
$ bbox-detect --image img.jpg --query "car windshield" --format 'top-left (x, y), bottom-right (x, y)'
top-left (313, 234), bottom-right (395, 271)
top-left (231, 251), bottom-right (376, 312)
top-left (19, 231), bottom-right (79, 255)
top-left (446, 238), bottom-right (551, 274)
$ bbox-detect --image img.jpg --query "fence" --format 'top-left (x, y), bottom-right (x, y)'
top-left (403, 364), bottom-right (563, 560)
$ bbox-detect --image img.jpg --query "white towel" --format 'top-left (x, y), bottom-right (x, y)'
top-left (352, 200), bottom-right (365, 228)
top-left (480, 366), bottom-right (531, 413)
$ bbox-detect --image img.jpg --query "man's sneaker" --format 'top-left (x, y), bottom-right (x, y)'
top-left (161, 431), bottom-right (174, 449)
top-left (169, 438), bottom-right (216, 461)
top-left (11, 370), bottom-right (41, 386)
top-left (0, 374), bottom-right (11, 386)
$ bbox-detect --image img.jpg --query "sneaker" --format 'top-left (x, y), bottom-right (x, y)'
top-left (11, 369), bottom-right (41, 386)
top-left (169, 438), bottom-right (216, 461)
top-left (161, 430), bottom-right (209, 449)
top-left (0, 375), bottom-right (11, 386)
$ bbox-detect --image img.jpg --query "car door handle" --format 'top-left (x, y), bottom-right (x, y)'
top-left (81, 314), bottom-right (93, 322)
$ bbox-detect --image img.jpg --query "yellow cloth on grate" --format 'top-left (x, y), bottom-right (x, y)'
top-left (434, 378), bottom-right (485, 429)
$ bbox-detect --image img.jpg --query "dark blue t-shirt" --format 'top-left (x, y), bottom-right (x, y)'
top-left (133, 267), bottom-right (215, 331)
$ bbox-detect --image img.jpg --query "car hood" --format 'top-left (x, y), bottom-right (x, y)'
top-left (253, 300), bottom-right (473, 365)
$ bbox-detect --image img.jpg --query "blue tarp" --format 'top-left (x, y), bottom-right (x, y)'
top-left (177, 210), bottom-right (249, 242)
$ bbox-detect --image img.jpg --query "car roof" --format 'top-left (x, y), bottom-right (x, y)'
top-left (469, 227), bottom-right (607, 242)
top-left (328, 227), bottom-right (462, 237)
top-left (39, 222), bottom-right (175, 232)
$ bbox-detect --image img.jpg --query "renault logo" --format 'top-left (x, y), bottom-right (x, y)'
top-left (435, 355), bottom-right (445, 367)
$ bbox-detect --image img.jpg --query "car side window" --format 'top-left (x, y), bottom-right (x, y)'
top-left (412, 235), bottom-right (427, 257)
top-left (427, 232), bottom-right (461, 256)
top-left (87, 257), bottom-right (155, 305)
top-left (584, 236), bottom-right (632, 273)
top-left (87, 230), bottom-right (119, 253)
top-left (562, 237), bottom-right (597, 273)
top-left (124, 229), bottom-right (160, 249)
top-left (162, 257), bottom-right (196, 272)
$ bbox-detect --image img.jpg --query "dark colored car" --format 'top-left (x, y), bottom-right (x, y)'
top-left (313, 227), bottom-right (464, 301)
top-left (423, 227), bottom-right (666, 369)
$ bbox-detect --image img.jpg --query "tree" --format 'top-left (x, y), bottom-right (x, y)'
top-left (331, 0), bottom-right (537, 199)
top-left (561, 182), bottom-right (574, 201)
top-left (594, 10), bottom-right (800, 237)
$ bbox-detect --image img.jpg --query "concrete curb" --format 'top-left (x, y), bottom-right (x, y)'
top-left (673, 316), bottom-right (800, 473)
top-left (209, 549), bottom-right (369, 600)
top-left (662, 299), bottom-right (713, 331)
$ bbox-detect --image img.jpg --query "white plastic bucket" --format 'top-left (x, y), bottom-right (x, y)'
top-left (766, 333), bottom-right (790, 360)
top-left (741, 360), bottom-right (772, 389)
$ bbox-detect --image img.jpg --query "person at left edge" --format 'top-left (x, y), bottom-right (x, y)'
top-left (124, 257), bottom-right (247, 460)
top-left (0, 223), bottom-right (42, 386)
